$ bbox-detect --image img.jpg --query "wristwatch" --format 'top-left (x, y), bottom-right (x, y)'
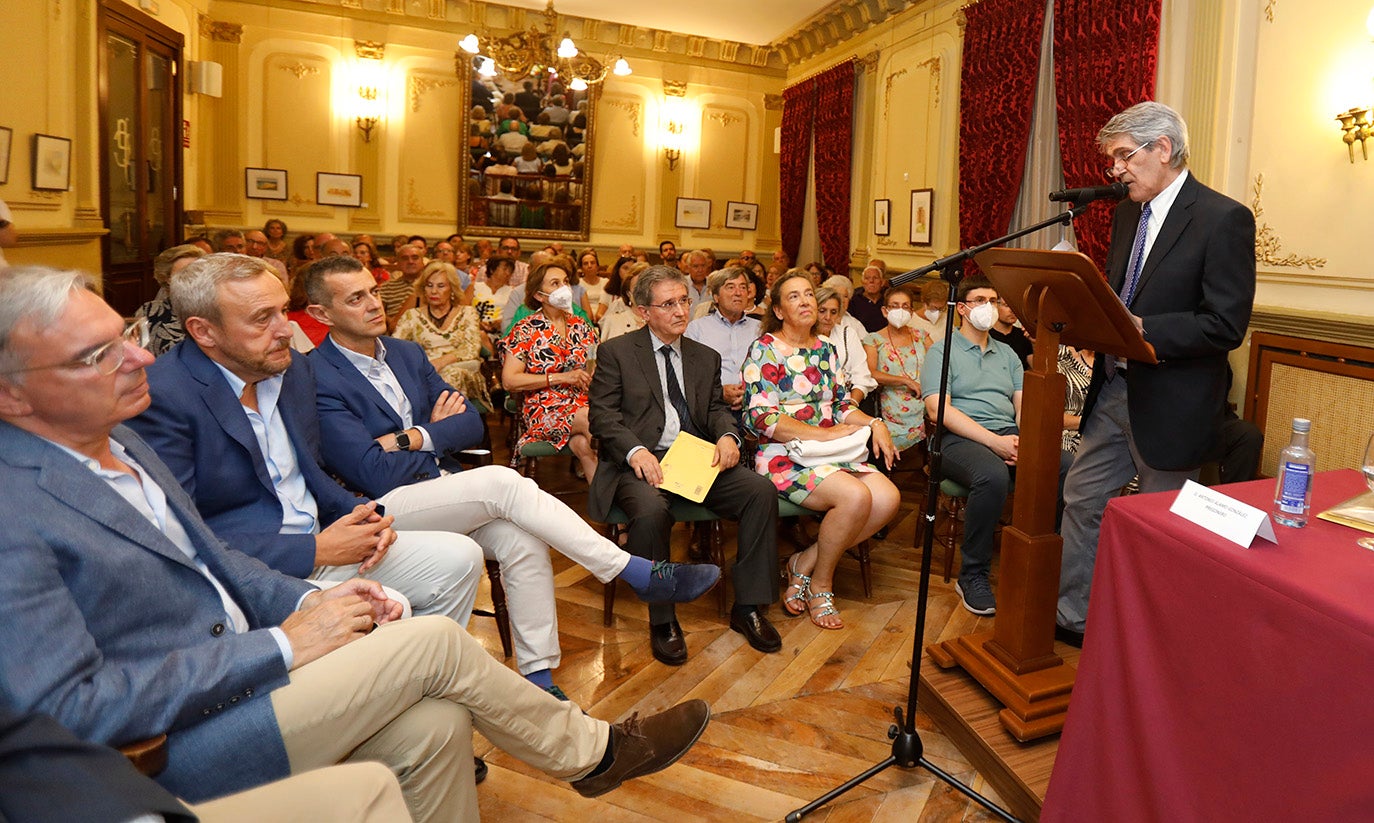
top-left (394, 430), bottom-right (412, 451)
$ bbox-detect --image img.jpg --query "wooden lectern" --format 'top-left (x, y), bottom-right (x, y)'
top-left (926, 248), bottom-right (1155, 741)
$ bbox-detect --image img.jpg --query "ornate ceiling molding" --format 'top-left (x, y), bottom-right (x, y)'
top-left (199, 14), bottom-right (243, 44)
top-left (663, 80), bottom-right (688, 98)
top-left (772, 0), bottom-right (921, 66)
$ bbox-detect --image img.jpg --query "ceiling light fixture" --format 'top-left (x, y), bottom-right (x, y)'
top-left (458, 0), bottom-right (631, 88)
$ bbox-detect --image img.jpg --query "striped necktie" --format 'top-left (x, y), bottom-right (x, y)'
top-left (1119, 201), bottom-right (1152, 308)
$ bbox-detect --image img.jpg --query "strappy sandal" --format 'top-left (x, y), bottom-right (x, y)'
top-left (807, 590), bottom-right (843, 630)
top-left (782, 553), bottom-right (812, 617)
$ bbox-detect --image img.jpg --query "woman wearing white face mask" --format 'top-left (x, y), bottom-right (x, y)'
top-left (502, 257), bottom-right (599, 480)
top-left (863, 285), bottom-right (931, 451)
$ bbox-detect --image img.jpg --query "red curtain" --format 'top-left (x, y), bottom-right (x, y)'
top-left (958, 0), bottom-right (1046, 272)
top-left (1054, 0), bottom-right (1162, 271)
top-left (779, 61), bottom-right (855, 269)
top-left (779, 82), bottom-right (815, 264)
top-left (812, 61), bottom-right (856, 271)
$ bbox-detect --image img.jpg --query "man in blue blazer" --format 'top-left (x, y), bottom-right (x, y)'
top-left (127, 254), bottom-right (482, 626)
top-left (1056, 102), bottom-right (1256, 641)
top-left (303, 256), bottom-right (720, 695)
top-left (0, 266), bottom-right (711, 820)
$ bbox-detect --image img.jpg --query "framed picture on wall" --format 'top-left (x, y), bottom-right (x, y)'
top-left (0, 127), bottom-right (11, 185)
top-left (909, 188), bottom-right (934, 246)
top-left (317, 172), bottom-right (363, 208)
top-left (675, 197), bottom-right (711, 229)
top-left (725, 201), bottom-right (759, 231)
top-left (31, 133), bottom-right (71, 191)
top-left (244, 167), bottom-right (289, 201)
top-left (874, 198), bottom-right (891, 236)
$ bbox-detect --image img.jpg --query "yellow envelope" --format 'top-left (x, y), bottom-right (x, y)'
top-left (659, 432), bottom-right (721, 503)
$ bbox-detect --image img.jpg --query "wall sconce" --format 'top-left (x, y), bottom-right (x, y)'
top-left (1335, 9), bottom-right (1374, 162)
top-left (663, 120), bottom-right (684, 170)
top-left (353, 40), bottom-right (386, 143)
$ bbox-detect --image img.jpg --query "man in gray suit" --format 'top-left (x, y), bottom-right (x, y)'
top-left (0, 266), bottom-right (709, 821)
top-left (589, 266), bottom-right (782, 666)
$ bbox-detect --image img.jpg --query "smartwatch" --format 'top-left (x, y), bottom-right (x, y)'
top-left (394, 430), bottom-right (412, 451)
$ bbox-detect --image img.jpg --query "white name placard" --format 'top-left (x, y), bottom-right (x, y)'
top-left (1168, 480), bottom-right (1277, 549)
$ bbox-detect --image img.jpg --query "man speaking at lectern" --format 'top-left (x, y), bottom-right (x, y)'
top-left (1056, 102), bottom-right (1255, 642)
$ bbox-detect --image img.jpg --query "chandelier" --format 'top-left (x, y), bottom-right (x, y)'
top-left (458, 0), bottom-right (631, 90)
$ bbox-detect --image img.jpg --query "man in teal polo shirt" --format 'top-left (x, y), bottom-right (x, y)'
top-left (920, 274), bottom-right (1024, 616)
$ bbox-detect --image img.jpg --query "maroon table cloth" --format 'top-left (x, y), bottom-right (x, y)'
top-left (1042, 469), bottom-right (1374, 822)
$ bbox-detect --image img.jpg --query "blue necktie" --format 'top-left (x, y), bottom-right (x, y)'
top-left (1119, 201), bottom-right (1152, 308)
top-left (661, 347), bottom-right (698, 437)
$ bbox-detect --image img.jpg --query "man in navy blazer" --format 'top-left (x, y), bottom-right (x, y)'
top-left (0, 266), bottom-right (711, 820)
top-left (304, 256), bottom-right (719, 695)
top-left (1056, 102), bottom-right (1256, 640)
top-left (127, 254), bottom-right (481, 625)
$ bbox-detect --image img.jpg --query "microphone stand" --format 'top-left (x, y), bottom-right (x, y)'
top-left (786, 202), bottom-right (1091, 823)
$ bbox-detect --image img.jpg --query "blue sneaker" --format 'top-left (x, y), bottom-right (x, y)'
top-left (633, 561), bottom-right (721, 604)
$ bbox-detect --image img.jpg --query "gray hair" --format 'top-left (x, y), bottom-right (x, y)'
top-left (211, 227), bottom-right (245, 250)
top-left (1097, 101), bottom-right (1190, 170)
top-left (682, 249), bottom-right (711, 266)
top-left (707, 266), bottom-right (749, 297)
top-left (170, 253), bottom-right (278, 324)
top-left (814, 287), bottom-right (840, 309)
top-left (152, 244), bottom-right (206, 286)
top-left (301, 254), bottom-right (367, 307)
top-left (0, 267), bottom-right (94, 374)
top-left (632, 265), bottom-right (689, 308)
top-left (821, 275), bottom-right (854, 298)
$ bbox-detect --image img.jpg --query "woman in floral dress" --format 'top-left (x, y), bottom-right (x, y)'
top-left (392, 261), bottom-right (493, 413)
top-left (863, 284), bottom-right (932, 451)
top-left (501, 257), bottom-right (599, 481)
top-left (742, 273), bottom-right (900, 630)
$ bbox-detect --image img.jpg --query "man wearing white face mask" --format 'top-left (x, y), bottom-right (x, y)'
top-left (918, 275), bottom-right (1024, 616)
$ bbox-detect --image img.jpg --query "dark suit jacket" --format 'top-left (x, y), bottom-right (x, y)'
top-left (0, 709), bottom-right (195, 822)
top-left (310, 334), bottom-right (485, 498)
top-left (0, 423), bottom-right (313, 801)
top-left (1081, 172), bottom-right (1256, 470)
top-left (587, 327), bottom-right (737, 520)
top-left (128, 342), bottom-right (364, 579)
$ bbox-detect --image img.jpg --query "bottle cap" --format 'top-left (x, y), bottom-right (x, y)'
top-left (1293, 417), bottom-right (1311, 433)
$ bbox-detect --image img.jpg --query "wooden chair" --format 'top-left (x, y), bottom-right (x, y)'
top-left (778, 497), bottom-right (873, 598)
top-left (454, 448), bottom-right (514, 658)
top-left (914, 473), bottom-right (1014, 583)
top-left (120, 735), bottom-right (168, 776)
top-left (597, 500), bottom-right (725, 622)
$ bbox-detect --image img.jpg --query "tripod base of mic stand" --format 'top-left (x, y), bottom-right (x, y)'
top-left (785, 708), bottom-right (1019, 823)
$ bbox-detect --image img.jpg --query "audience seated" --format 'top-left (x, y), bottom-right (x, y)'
top-left (599, 258), bottom-right (648, 341)
top-left (302, 256), bottom-right (720, 695)
top-left (0, 265), bottom-right (712, 822)
top-left (989, 294), bottom-right (1034, 370)
top-left (290, 233), bottom-right (316, 272)
top-left (578, 248), bottom-right (609, 322)
top-left (393, 261), bottom-right (494, 413)
top-left (263, 218), bottom-right (293, 268)
top-left (589, 266), bottom-right (783, 665)
top-left (814, 285), bottom-right (877, 406)
top-left (684, 267), bottom-right (761, 421)
top-left (863, 284), bottom-right (930, 452)
top-left (502, 258), bottom-right (599, 479)
top-left (378, 243), bottom-right (426, 329)
top-left (917, 280), bottom-right (951, 341)
top-left (351, 237), bottom-right (390, 283)
top-left (135, 243), bottom-right (204, 357)
top-left (743, 272), bottom-right (900, 631)
top-left (212, 228), bottom-right (246, 255)
top-left (1059, 344), bottom-right (1094, 453)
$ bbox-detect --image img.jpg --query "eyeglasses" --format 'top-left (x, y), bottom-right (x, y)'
top-left (1104, 140), bottom-right (1153, 178)
top-left (645, 297), bottom-right (693, 312)
top-left (961, 297), bottom-right (1006, 307)
top-left (4, 317), bottom-right (149, 377)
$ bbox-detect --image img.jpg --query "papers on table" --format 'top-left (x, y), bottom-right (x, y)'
top-left (1316, 490), bottom-right (1374, 535)
top-left (659, 432), bottom-right (720, 503)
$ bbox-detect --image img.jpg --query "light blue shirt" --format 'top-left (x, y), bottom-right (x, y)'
top-left (920, 332), bottom-right (1023, 432)
top-left (336, 338), bottom-right (434, 452)
top-left (58, 438), bottom-right (296, 667)
top-left (211, 364), bottom-right (318, 535)
top-left (685, 310), bottom-right (761, 387)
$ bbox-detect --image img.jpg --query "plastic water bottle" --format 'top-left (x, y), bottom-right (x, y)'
top-left (1272, 418), bottom-right (1314, 528)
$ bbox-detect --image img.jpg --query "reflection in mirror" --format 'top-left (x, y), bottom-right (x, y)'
top-left (458, 56), bottom-right (595, 241)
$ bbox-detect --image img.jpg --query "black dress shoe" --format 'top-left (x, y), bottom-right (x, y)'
top-left (729, 607), bottom-right (782, 653)
top-left (650, 620), bottom-right (688, 666)
top-left (474, 756), bottom-right (488, 784)
top-left (1054, 624), bottom-right (1085, 649)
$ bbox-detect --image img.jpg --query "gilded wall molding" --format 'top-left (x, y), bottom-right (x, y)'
top-left (1252, 174), bottom-right (1326, 270)
top-left (1264, 0), bottom-right (1277, 23)
top-left (410, 73), bottom-right (460, 113)
top-left (663, 80), bottom-right (687, 98)
top-left (198, 14), bottom-right (243, 44)
top-left (604, 98), bottom-right (642, 138)
top-left (600, 194), bottom-right (640, 230)
top-left (277, 61), bottom-right (321, 80)
top-left (405, 178), bottom-right (446, 218)
top-left (13, 227), bottom-right (109, 245)
top-left (857, 50), bottom-right (880, 75)
top-left (354, 40), bottom-right (386, 60)
top-left (764, 94), bottom-right (784, 111)
top-left (707, 111), bottom-right (743, 128)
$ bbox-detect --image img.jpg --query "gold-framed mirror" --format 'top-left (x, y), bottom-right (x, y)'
top-left (457, 55), bottom-right (596, 242)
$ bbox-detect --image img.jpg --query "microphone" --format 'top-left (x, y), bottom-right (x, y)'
top-left (1048, 181), bottom-right (1129, 204)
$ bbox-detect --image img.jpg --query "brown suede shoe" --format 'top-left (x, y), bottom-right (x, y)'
top-left (570, 699), bottom-right (711, 798)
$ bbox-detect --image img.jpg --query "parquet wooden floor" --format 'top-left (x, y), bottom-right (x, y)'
top-left (466, 424), bottom-right (1012, 822)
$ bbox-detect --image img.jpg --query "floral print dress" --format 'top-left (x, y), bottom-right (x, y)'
top-left (742, 332), bottom-right (877, 505)
top-left (506, 312), bottom-right (596, 449)
top-left (393, 305), bottom-right (493, 413)
top-left (862, 329), bottom-right (926, 451)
